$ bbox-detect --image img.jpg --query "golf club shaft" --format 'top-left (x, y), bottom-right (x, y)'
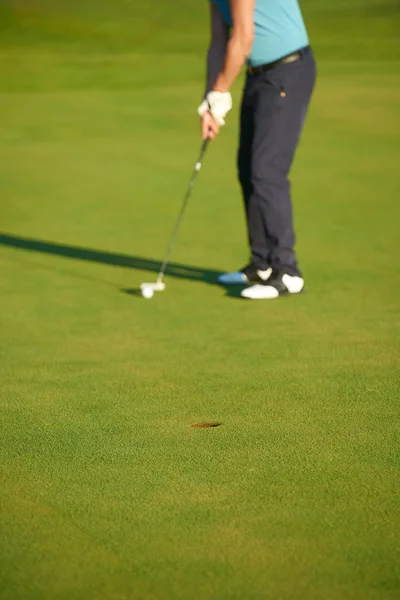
top-left (156, 139), bottom-right (209, 284)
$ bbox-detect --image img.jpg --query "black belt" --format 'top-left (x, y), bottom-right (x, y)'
top-left (247, 49), bottom-right (304, 76)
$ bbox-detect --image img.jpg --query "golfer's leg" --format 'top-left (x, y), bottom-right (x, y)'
top-left (250, 51), bottom-right (316, 276)
top-left (238, 84), bottom-right (269, 270)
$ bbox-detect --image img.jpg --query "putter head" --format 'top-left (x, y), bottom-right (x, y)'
top-left (140, 281), bottom-right (166, 292)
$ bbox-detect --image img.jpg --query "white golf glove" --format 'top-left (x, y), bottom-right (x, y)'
top-left (197, 91), bottom-right (233, 126)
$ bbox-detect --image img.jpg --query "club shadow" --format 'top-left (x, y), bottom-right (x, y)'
top-left (0, 232), bottom-right (222, 286)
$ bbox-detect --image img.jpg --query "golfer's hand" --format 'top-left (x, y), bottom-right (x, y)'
top-left (201, 112), bottom-right (220, 141)
top-left (197, 91), bottom-right (232, 140)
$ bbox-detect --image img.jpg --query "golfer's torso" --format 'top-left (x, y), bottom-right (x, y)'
top-left (211, 0), bottom-right (309, 66)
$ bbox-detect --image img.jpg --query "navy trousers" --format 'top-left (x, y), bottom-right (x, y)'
top-left (238, 46), bottom-right (316, 276)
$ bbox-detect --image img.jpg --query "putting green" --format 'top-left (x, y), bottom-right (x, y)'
top-left (1, 1), bottom-right (399, 599)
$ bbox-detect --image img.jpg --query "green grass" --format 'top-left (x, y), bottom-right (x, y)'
top-left (1, 1), bottom-right (400, 599)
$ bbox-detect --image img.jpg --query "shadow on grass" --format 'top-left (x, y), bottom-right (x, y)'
top-left (0, 232), bottom-right (225, 288)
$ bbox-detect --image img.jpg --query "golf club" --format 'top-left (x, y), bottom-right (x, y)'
top-left (141, 138), bottom-right (210, 298)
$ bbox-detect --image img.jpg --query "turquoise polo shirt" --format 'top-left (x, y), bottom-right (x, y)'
top-left (210, 0), bottom-right (309, 67)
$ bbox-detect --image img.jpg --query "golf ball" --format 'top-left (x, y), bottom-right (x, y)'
top-left (141, 286), bottom-right (154, 299)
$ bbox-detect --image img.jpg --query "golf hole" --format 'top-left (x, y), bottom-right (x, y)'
top-left (190, 422), bottom-right (222, 428)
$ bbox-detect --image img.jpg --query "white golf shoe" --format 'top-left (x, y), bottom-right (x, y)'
top-left (241, 272), bottom-right (305, 299)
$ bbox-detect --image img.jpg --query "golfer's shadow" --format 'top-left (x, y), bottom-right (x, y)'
top-left (0, 232), bottom-right (238, 293)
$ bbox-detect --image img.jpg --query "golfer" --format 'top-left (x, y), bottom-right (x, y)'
top-left (198, 0), bottom-right (316, 299)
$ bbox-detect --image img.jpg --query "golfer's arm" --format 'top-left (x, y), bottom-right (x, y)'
top-left (213, 0), bottom-right (255, 93)
top-left (204, 3), bottom-right (230, 96)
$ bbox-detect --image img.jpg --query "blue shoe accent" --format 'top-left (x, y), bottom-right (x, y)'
top-left (218, 271), bottom-right (248, 285)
